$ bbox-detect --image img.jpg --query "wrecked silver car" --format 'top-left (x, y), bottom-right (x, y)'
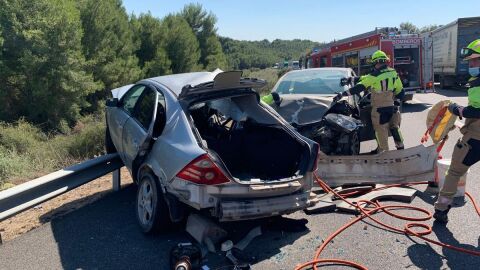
top-left (105, 70), bottom-right (318, 233)
top-left (266, 68), bottom-right (374, 155)
top-left (266, 68), bottom-right (438, 186)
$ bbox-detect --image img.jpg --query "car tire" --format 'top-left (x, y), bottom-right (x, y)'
top-left (350, 130), bottom-right (360, 155)
top-left (136, 172), bottom-right (171, 234)
top-left (105, 126), bottom-right (117, 154)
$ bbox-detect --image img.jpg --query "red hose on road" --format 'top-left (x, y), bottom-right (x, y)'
top-left (295, 174), bottom-right (480, 270)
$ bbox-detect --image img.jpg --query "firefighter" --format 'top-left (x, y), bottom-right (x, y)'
top-left (434, 39), bottom-right (480, 223)
top-left (261, 92), bottom-right (282, 106)
top-left (334, 50), bottom-right (405, 153)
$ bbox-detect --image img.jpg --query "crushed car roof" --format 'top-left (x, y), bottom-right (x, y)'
top-left (148, 69), bottom-right (224, 96)
top-left (111, 69), bottom-right (266, 99)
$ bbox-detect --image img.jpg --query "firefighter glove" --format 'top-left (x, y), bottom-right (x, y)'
top-left (333, 91), bottom-right (348, 102)
top-left (448, 103), bottom-right (464, 119)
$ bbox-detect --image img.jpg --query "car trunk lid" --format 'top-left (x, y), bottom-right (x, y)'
top-left (178, 71), bottom-right (267, 101)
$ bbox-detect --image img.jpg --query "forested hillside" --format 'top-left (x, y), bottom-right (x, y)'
top-left (0, 1), bottom-right (230, 128)
top-left (220, 38), bottom-right (320, 69)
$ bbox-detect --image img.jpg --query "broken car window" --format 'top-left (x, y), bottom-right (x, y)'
top-left (121, 85), bottom-right (146, 115)
top-left (133, 88), bottom-right (156, 130)
top-left (275, 69), bottom-right (349, 95)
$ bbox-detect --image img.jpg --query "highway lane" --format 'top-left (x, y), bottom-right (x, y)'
top-left (0, 89), bottom-right (478, 270)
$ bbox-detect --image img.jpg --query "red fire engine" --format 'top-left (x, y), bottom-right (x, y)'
top-left (308, 28), bottom-right (433, 100)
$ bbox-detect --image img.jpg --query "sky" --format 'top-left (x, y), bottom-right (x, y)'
top-left (123, 0), bottom-right (479, 43)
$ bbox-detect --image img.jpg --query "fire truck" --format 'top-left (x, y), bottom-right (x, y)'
top-left (308, 28), bottom-right (433, 101)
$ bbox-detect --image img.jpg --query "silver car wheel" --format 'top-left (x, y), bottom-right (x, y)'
top-left (137, 179), bottom-right (155, 226)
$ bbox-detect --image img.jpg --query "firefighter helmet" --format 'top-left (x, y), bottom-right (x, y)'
top-left (460, 39), bottom-right (480, 60)
top-left (371, 50), bottom-right (390, 63)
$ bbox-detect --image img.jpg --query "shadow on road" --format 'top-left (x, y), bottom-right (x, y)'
top-left (40, 184), bottom-right (308, 269)
top-left (403, 102), bottom-right (431, 113)
top-left (407, 224), bottom-right (480, 270)
top-left (415, 186), bottom-right (467, 209)
top-left (431, 223), bottom-right (480, 269)
top-left (435, 89), bottom-right (468, 98)
top-left (407, 190), bottom-right (479, 269)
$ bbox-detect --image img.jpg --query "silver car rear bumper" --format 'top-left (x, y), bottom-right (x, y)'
top-left (218, 191), bottom-right (313, 222)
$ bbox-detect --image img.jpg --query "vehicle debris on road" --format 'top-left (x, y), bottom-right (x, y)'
top-left (170, 242), bottom-right (203, 270)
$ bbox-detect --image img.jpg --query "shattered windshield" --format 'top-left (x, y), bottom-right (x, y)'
top-left (273, 69), bottom-right (348, 95)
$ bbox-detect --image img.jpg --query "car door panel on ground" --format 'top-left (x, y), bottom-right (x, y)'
top-left (122, 85), bottom-right (161, 170)
top-left (108, 85), bottom-right (146, 160)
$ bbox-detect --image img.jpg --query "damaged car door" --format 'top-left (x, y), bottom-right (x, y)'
top-left (122, 85), bottom-right (160, 171)
top-left (107, 85), bottom-right (146, 159)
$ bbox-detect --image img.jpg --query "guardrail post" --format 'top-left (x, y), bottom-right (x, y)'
top-left (112, 169), bottom-right (121, 191)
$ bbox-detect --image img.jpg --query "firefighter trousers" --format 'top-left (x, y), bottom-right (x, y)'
top-left (371, 109), bottom-right (403, 152)
top-left (435, 133), bottom-right (480, 211)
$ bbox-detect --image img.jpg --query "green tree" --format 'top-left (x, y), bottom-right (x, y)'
top-left (0, 0), bottom-right (98, 129)
top-left (420, 24), bottom-right (441, 33)
top-left (131, 13), bottom-right (172, 77)
top-left (163, 15), bottom-right (200, 74)
top-left (143, 48), bottom-right (172, 77)
top-left (0, 23), bottom-right (3, 71)
top-left (399, 22), bottom-right (419, 34)
top-left (204, 35), bottom-right (227, 70)
top-left (76, 0), bottom-right (142, 106)
top-left (180, 3), bottom-right (226, 70)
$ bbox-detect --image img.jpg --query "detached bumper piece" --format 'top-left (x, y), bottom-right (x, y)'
top-left (218, 191), bottom-right (312, 221)
top-left (317, 144), bottom-right (438, 187)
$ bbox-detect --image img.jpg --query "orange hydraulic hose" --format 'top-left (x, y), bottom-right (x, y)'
top-left (295, 174), bottom-right (480, 270)
top-left (466, 192), bottom-right (480, 217)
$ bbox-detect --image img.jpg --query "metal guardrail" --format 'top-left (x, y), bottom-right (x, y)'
top-left (0, 153), bottom-right (124, 222)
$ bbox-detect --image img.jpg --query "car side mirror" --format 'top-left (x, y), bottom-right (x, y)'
top-left (106, 98), bottom-right (119, 107)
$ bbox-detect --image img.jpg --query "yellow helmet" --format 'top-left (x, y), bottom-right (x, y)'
top-left (460, 39), bottom-right (480, 60)
top-left (371, 50), bottom-right (390, 63)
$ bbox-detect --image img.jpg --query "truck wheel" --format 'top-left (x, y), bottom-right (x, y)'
top-left (439, 76), bottom-right (446, 89)
top-left (136, 172), bottom-right (172, 234)
top-left (105, 126), bottom-right (117, 154)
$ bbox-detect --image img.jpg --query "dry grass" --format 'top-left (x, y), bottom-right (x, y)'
top-left (243, 68), bottom-right (283, 96)
top-left (0, 113), bottom-right (106, 188)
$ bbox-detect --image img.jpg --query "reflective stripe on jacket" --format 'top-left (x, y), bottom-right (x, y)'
top-left (462, 83), bottom-right (480, 138)
top-left (357, 67), bottom-right (403, 108)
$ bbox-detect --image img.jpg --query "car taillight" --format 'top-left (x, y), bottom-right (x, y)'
top-left (177, 154), bottom-right (231, 185)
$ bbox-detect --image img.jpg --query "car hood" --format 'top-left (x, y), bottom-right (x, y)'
top-left (271, 94), bottom-right (334, 126)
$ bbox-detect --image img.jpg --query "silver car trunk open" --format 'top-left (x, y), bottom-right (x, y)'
top-left (188, 93), bottom-right (313, 182)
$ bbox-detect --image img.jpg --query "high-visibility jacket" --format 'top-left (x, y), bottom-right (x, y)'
top-left (261, 94), bottom-right (274, 105)
top-left (462, 77), bottom-right (480, 139)
top-left (349, 67), bottom-right (403, 108)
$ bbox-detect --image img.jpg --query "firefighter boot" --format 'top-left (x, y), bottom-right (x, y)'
top-left (433, 205), bottom-right (451, 224)
top-left (391, 128), bottom-right (404, 150)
